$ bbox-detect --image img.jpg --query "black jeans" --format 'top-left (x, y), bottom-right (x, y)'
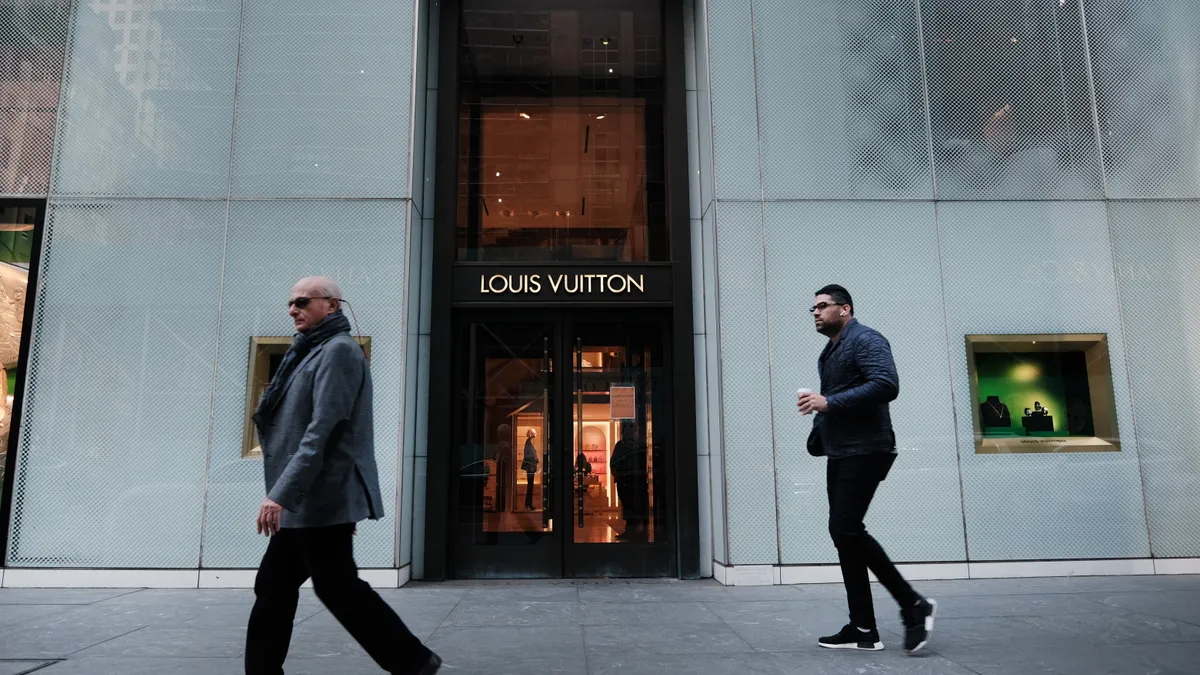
top-left (245, 523), bottom-right (430, 675)
top-left (827, 453), bottom-right (920, 630)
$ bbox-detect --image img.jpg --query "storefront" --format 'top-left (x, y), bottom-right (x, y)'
top-left (420, 0), bottom-right (700, 579)
top-left (2, 0), bottom-right (1200, 586)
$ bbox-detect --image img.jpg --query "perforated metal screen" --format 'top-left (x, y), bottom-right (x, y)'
top-left (0, 0), bottom-right (71, 195)
top-left (6, 1), bottom-right (419, 569)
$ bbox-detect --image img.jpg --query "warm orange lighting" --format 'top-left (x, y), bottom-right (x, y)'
top-left (519, 112), bottom-right (531, 119)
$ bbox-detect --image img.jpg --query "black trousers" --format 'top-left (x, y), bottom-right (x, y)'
top-left (245, 523), bottom-right (430, 675)
top-left (827, 453), bottom-right (920, 630)
top-left (525, 470), bottom-right (537, 509)
top-left (615, 471), bottom-right (649, 530)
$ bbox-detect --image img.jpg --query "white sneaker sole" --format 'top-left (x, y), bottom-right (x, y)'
top-left (905, 598), bottom-right (937, 655)
top-left (819, 641), bottom-right (884, 651)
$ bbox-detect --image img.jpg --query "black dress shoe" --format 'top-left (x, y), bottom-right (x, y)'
top-left (417, 652), bottom-right (442, 675)
top-left (395, 651), bottom-right (442, 675)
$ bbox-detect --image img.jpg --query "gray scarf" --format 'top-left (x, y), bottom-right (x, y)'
top-left (254, 310), bottom-right (352, 419)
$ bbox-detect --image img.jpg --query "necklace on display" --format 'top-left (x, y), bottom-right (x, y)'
top-left (987, 402), bottom-right (1007, 417)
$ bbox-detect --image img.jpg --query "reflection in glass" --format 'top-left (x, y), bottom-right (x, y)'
top-left (456, 2), bottom-right (667, 261)
top-left (572, 326), bottom-right (665, 544)
top-left (922, 0), bottom-right (1101, 197)
top-left (455, 322), bottom-right (554, 545)
top-left (0, 1), bottom-right (69, 194)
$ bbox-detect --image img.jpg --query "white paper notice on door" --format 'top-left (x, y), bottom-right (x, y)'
top-left (609, 386), bottom-right (636, 420)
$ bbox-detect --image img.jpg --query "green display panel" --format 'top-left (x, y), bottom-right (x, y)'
top-left (967, 334), bottom-right (1120, 454)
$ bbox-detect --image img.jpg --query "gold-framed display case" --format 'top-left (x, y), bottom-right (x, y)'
top-left (241, 335), bottom-right (372, 458)
top-left (966, 333), bottom-right (1120, 454)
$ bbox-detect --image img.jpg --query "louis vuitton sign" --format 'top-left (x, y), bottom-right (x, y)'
top-left (454, 265), bottom-right (672, 304)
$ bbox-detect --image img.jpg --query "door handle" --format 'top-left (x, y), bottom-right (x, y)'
top-left (542, 335), bottom-right (551, 528)
top-left (576, 337), bottom-right (585, 529)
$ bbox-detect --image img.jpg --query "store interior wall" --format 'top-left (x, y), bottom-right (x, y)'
top-left (696, 0), bottom-right (1200, 567)
top-left (6, 0), bottom-right (423, 568)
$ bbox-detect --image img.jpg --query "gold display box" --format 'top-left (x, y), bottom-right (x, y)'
top-left (242, 336), bottom-right (372, 458)
top-left (965, 333), bottom-right (1120, 454)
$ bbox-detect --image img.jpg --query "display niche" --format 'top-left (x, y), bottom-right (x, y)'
top-left (241, 335), bottom-right (371, 458)
top-left (966, 334), bottom-right (1120, 454)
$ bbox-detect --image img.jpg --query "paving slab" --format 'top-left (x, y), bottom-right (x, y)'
top-left (0, 576), bottom-right (1196, 674)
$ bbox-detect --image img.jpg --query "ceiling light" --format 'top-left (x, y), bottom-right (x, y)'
top-left (596, 115), bottom-right (605, 119)
top-left (608, 68), bottom-right (613, 73)
top-left (519, 112), bottom-right (530, 119)
top-left (498, 198), bottom-right (503, 203)
top-left (495, 171), bottom-right (501, 177)
top-left (602, 38), bottom-right (609, 45)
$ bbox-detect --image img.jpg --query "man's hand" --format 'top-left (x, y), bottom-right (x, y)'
top-left (256, 498), bottom-right (283, 536)
top-left (798, 392), bottom-right (829, 415)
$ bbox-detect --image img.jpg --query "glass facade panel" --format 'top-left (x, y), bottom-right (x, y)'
top-left (0, 0), bottom-right (70, 195)
top-left (922, 0), bottom-right (1103, 199)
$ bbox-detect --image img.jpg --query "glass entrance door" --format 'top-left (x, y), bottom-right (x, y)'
top-left (449, 313), bottom-right (676, 578)
top-left (565, 318), bottom-right (674, 577)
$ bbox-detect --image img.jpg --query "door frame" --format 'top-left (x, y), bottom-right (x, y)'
top-left (447, 311), bottom-right (679, 579)
top-left (424, 0), bottom-right (698, 580)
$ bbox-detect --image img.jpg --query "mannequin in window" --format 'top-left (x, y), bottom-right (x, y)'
top-left (521, 428), bottom-right (539, 510)
top-left (979, 395), bottom-right (1011, 428)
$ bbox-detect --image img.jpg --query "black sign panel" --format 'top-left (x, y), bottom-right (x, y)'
top-left (453, 265), bottom-right (674, 305)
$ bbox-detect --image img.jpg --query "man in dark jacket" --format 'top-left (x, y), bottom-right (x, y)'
top-left (245, 276), bottom-right (441, 675)
top-left (797, 284), bottom-right (936, 655)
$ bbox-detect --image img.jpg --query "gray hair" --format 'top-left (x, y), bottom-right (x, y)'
top-left (295, 275), bottom-right (342, 299)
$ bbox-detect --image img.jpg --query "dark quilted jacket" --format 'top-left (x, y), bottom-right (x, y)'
top-left (814, 319), bottom-right (899, 458)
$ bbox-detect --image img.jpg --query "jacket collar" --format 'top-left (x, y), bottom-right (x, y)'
top-left (828, 318), bottom-right (860, 350)
top-left (264, 342), bottom-right (330, 418)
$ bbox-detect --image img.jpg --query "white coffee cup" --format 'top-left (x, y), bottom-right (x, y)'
top-left (797, 388), bottom-right (813, 415)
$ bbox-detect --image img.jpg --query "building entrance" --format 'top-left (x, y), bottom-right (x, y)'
top-left (450, 312), bottom-right (675, 578)
top-left (424, 0), bottom-right (698, 580)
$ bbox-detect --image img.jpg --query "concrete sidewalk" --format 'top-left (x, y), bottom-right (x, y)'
top-left (1, 575), bottom-right (1198, 674)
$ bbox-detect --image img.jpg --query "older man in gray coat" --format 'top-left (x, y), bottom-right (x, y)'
top-left (245, 276), bottom-right (441, 675)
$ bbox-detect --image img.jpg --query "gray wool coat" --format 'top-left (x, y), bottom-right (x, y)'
top-left (255, 333), bottom-right (385, 528)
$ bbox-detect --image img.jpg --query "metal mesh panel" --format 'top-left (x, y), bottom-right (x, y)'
top-left (713, 201), bottom-right (777, 564)
top-left (200, 200), bottom-right (407, 568)
top-left (764, 202), bottom-right (965, 564)
top-left (229, 0), bottom-right (415, 198)
top-left (938, 201), bottom-right (1149, 560)
top-left (1087, 0), bottom-right (1200, 198)
top-left (755, 0), bottom-right (931, 199)
top-left (7, 199), bottom-right (225, 567)
top-left (51, 0), bottom-right (241, 197)
top-left (0, 0), bottom-right (70, 195)
top-left (705, 0), bottom-right (760, 200)
top-left (922, 0), bottom-right (1102, 199)
top-left (1108, 200), bottom-right (1200, 557)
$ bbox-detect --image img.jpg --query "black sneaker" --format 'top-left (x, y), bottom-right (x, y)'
top-left (818, 624), bottom-right (884, 651)
top-left (900, 597), bottom-right (936, 654)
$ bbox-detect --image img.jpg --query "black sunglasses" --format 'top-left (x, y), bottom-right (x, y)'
top-left (288, 296), bottom-right (336, 309)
